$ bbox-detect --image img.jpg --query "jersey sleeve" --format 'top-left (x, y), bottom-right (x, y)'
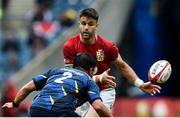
top-left (33, 70), bottom-right (51, 90)
top-left (87, 78), bottom-right (102, 104)
top-left (108, 43), bottom-right (119, 61)
top-left (63, 40), bottom-right (75, 67)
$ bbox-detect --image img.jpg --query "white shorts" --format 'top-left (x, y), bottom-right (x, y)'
top-left (78, 88), bottom-right (116, 116)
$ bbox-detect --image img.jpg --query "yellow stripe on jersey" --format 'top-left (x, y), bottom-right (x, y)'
top-left (62, 86), bottom-right (67, 96)
top-left (75, 80), bottom-right (79, 93)
top-left (49, 95), bottom-right (54, 105)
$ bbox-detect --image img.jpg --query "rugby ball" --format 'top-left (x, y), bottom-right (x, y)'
top-left (148, 60), bottom-right (172, 84)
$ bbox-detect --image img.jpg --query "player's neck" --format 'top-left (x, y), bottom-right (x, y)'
top-left (80, 34), bottom-right (96, 45)
top-left (74, 67), bottom-right (90, 76)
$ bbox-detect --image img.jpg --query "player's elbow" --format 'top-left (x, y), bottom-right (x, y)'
top-left (93, 104), bottom-right (113, 117)
top-left (91, 99), bottom-right (113, 117)
top-left (114, 59), bottom-right (127, 71)
top-left (93, 103), bottom-right (103, 111)
top-left (92, 99), bottom-right (103, 110)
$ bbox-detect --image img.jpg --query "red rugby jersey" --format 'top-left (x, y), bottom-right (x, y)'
top-left (63, 34), bottom-right (119, 89)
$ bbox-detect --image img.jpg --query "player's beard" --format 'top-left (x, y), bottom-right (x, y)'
top-left (80, 31), bottom-right (94, 40)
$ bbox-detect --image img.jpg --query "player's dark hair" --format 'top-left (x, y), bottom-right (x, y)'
top-left (80, 8), bottom-right (99, 21)
top-left (73, 53), bottom-right (96, 71)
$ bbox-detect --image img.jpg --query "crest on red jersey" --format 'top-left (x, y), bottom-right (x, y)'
top-left (96, 49), bottom-right (104, 61)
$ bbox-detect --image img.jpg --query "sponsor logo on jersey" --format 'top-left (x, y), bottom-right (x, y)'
top-left (96, 49), bottom-right (104, 61)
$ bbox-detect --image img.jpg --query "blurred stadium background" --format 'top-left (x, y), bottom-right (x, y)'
top-left (0, 0), bottom-right (180, 117)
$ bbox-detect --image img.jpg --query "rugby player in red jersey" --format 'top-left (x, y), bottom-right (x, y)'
top-left (63, 8), bottom-right (161, 117)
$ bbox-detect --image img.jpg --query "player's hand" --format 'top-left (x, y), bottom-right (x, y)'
top-left (2, 102), bottom-right (14, 108)
top-left (99, 68), bottom-right (116, 88)
top-left (140, 82), bottom-right (161, 96)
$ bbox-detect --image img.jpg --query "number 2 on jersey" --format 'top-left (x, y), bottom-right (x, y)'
top-left (54, 72), bottom-right (72, 83)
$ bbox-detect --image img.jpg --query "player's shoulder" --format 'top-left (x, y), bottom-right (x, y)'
top-left (47, 68), bottom-right (64, 75)
top-left (66, 34), bottom-right (80, 43)
top-left (96, 35), bottom-right (116, 46)
top-left (64, 34), bottom-right (80, 47)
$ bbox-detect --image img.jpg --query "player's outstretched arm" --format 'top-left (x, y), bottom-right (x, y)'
top-left (113, 54), bottom-right (161, 96)
top-left (2, 80), bottom-right (36, 108)
top-left (91, 99), bottom-right (113, 117)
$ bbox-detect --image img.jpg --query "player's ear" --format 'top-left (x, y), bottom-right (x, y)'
top-left (93, 66), bottom-right (97, 75)
top-left (89, 67), bottom-right (95, 77)
top-left (96, 23), bottom-right (99, 27)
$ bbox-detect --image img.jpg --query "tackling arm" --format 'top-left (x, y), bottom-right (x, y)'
top-left (2, 80), bottom-right (36, 108)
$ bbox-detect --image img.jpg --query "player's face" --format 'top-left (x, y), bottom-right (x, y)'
top-left (79, 16), bottom-right (98, 40)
